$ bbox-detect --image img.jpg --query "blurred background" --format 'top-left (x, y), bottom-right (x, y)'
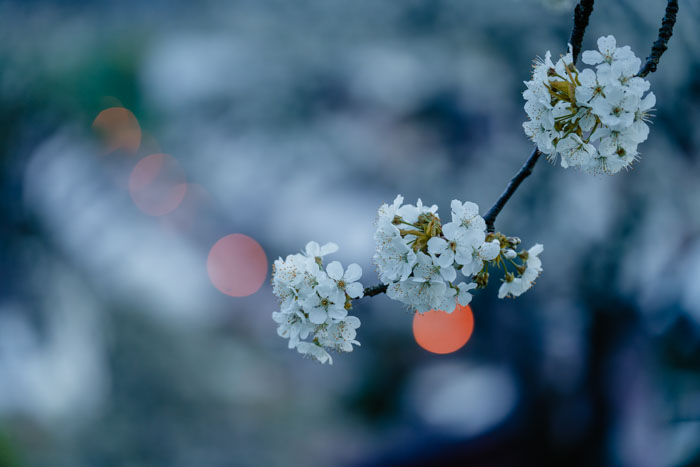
top-left (1, 0), bottom-right (700, 465)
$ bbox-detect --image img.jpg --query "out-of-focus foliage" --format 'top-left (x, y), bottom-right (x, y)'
top-left (1, 0), bottom-right (699, 466)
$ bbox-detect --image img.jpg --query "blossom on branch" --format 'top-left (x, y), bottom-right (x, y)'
top-left (523, 35), bottom-right (654, 174)
top-left (498, 243), bottom-right (544, 298)
top-left (271, 242), bottom-right (363, 364)
top-left (374, 196), bottom-right (542, 314)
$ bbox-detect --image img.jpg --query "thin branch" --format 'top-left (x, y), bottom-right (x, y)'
top-left (483, 148), bottom-right (542, 232)
top-left (638, 0), bottom-right (679, 77)
top-left (482, 0), bottom-right (594, 233)
top-left (363, 284), bottom-right (388, 297)
top-left (569, 0), bottom-right (596, 64)
top-left (362, 0), bottom-right (695, 297)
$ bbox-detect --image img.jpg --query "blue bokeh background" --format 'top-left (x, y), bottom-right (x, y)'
top-left (1, 1), bottom-right (699, 465)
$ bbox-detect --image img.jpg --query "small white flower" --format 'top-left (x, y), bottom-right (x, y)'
top-left (630, 92), bottom-right (655, 143)
top-left (397, 198), bottom-right (438, 224)
top-left (317, 316), bottom-right (362, 353)
top-left (374, 235), bottom-right (417, 283)
top-left (581, 35), bottom-right (635, 66)
top-left (450, 200), bottom-right (486, 232)
top-left (524, 83), bottom-right (553, 111)
top-left (498, 277), bottom-right (527, 299)
top-left (413, 252), bottom-right (456, 284)
top-left (531, 51), bottom-right (556, 83)
top-left (272, 311), bottom-right (313, 349)
top-left (377, 194), bottom-right (405, 221)
top-left (479, 239), bottom-right (501, 261)
top-left (296, 342), bottom-right (333, 364)
top-left (324, 261), bottom-right (364, 298)
top-left (498, 243), bottom-right (543, 299)
top-left (457, 236), bottom-right (498, 277)
top-left (597, 127), bottom-right (638, 156)
top-left (304, 241), bottom-right (339, 260)
top-left (592, 87), bottom-right (639, 130)
top-left (428, 222), bottom-right (482, 269)
top-left (596, 58), bottom-right (643, 89)
top-left (553, 46), bottom-right (574, 77)
top-left (455, 281), bottom-right (477, 307)
top-left (556, 134), bottom-right (596, 168)
top-left (427, 235), bottom-right (454, 268)
top-left (303, 286), bottom-right (347, 325)
top-left (574, 68), bottom-right (602, 105)
top-left (521, 244), bottom-right (544, 285)
top-left (523, 119), bottom-right (558, 154)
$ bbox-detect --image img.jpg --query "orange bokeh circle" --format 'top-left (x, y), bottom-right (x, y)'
top-left (92, 107), bottom-right (141, 154)
top-left (207, 234), bottom-right (268, 297)
top-left (412, 304), bottom-right (474, 354)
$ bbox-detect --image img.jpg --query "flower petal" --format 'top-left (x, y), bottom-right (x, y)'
top-left (581, 50), bottom-right (603, 65)
top-left (428, 237), bottom-right (448, 256)
top-left (344, 316), bottom-right (361, 328)
top-left (440, 265), bottom-right (457, 283)
top-left (305, 241), bottom-right (320, 257)
top-left (326, 261), bottom-right (344, 280)
top-left (345, 282), bottom-right (364, 298)
top-left (344, 263), bottom-right (362, 282)
top-left (308, 308), bottom-right (327, 324)
top-left (320, 242), bottom-right (339, 256)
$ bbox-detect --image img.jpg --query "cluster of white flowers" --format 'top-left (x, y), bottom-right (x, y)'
top-left (497, 243), bottom-right (544, 298)
top-left (374, 195), bottom-right (514, 313)
top-left (271, 241), bottom-right (364, 364)
top-left (272, 200), bottom-right (545, 363)
top-left (523, 35), bottom-right (655, 174)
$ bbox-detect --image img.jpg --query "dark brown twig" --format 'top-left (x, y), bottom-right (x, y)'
top-left (483, 148), bottom-right (542, 232)
top-left (482, 0), bottom-right (594, 233)
top-left (638, 0), bottom-right (679, 77)
top-left (363, 284), bottom-right (388, 297)
top-left (569, 0), bottom-right (596, 64)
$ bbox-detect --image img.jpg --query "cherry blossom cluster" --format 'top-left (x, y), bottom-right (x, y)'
top-left (271, 241), bottom-right (364, 364)
top-left (523, 35), bottom-right (655, 174)
top-left (373, 195), bottom-right (544, 312)
top-left (495, 239), bottom-right (544, 299)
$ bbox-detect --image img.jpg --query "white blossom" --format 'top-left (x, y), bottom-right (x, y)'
top-left (557, 134), bottom-right (597, 168)
top-left (304, 241), bottom-right (338, 260)
top-left (498, 277), bottom-right (527, 299)
top-left (303, 285), bottom-right (347, 325)
top-left (296, 342), bottom-right (333, 364)
top-left (455, 281), bottom-right (477, 307)
top-left (523, 35), bottom-right (654, 174)
top-left (460, 236), bottom-right (500, 277)
top-left (271, 243), bottom-right (363, 364)
top-left (581, 35), bottom-right (636, 66)
top-left (374, 196), bottom-right (520, 314)
top-left (324, 261), bottom-right (364, 299)
top-left (522, 244), bottom-right (544, 284)
top-left (592, 87), bottom-right (639, 130)
top-left (414, 251), bottom-right (457, 284)
top-left (498, 243), bottom-right (544, 298)
top-left (373, 234), bottom-right (417, 283)
top-left (450, 200), bottom-right (487, 232)
top-left (275, 200), bottom-right (547, 366)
